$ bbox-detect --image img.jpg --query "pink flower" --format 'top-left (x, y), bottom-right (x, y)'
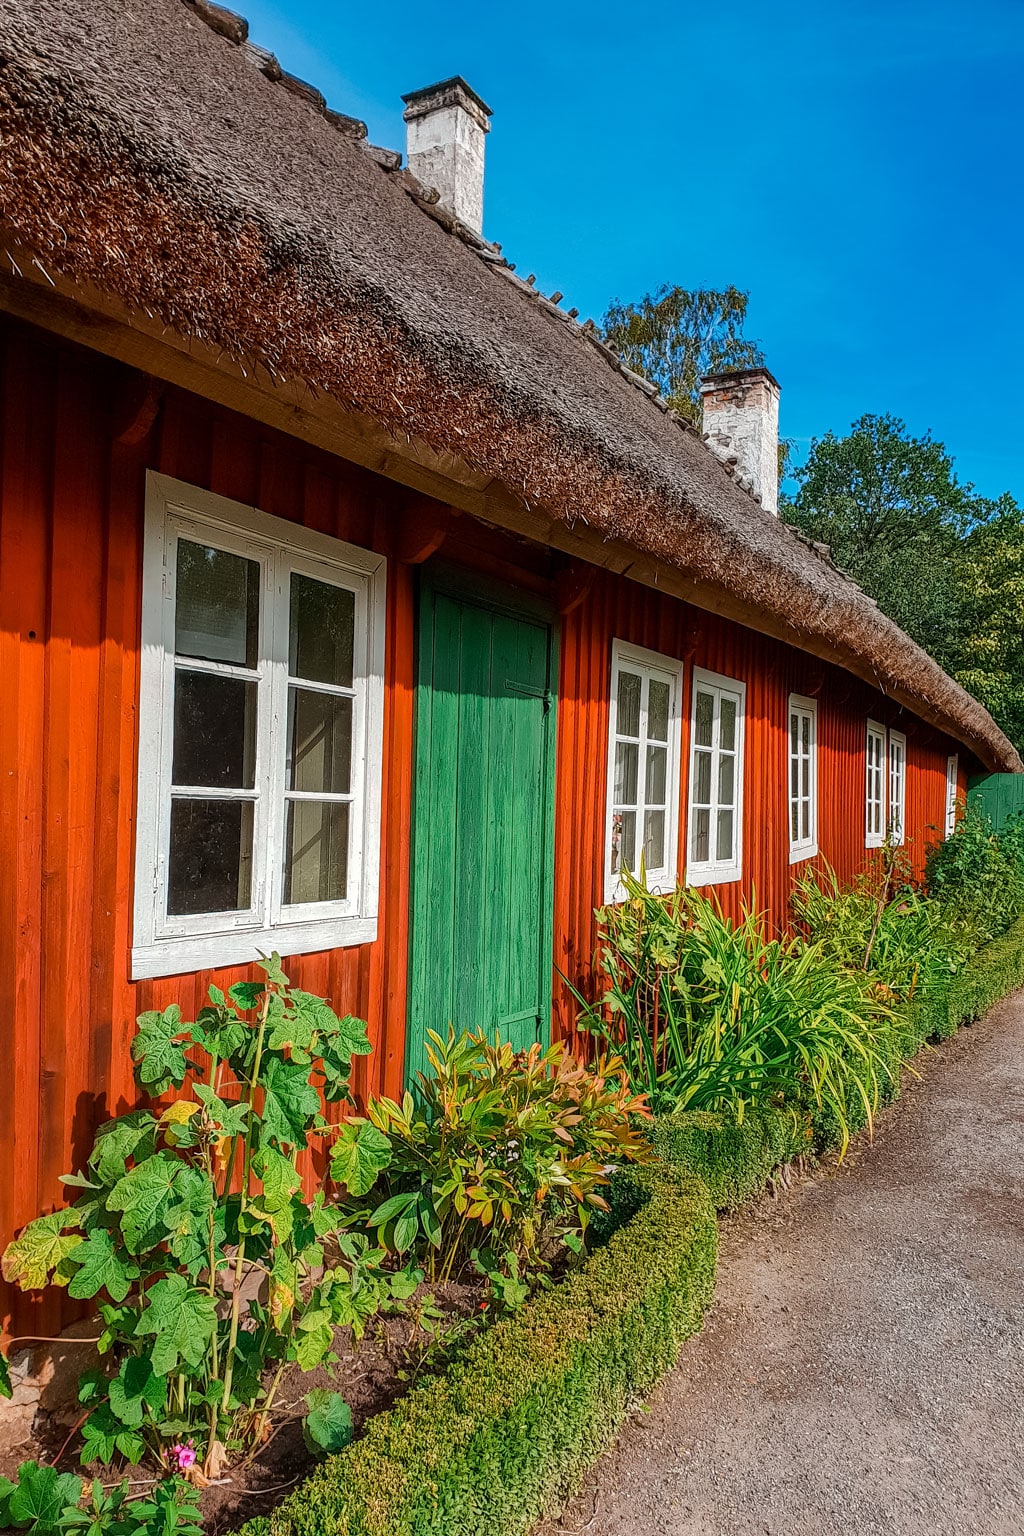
top-left (166, 1439), bottom-right (197, 1472)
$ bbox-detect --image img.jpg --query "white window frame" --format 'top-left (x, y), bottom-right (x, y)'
top-left (604, 641), bottom-right (683, 902)
top-left (888, 729), bottom-right (907, 846)
top-left (132, 472), bottom-right (386, 979)
top-left (865, 719), bottom-right (887, 849)
top-left (686, 667), bottom-right (746, 887)
top-left (788, 694), bottom-right (819, 864)
top-left (945, 754), bottom-right (959, 838)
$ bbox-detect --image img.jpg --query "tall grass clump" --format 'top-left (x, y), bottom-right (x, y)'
top-left (570, 875), bottom-right (896, 1156)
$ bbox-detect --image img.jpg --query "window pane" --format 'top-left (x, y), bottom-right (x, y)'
top-left (790, 713), bottom-right (799, 753)
top-left (617, 669), bottom-right (642, 738)
top-left (719, 696), bottom-right (737, 752)
top-left (175, 541), bottom-right (259, 668)
top-left (613, 810), bottom-right (636, 874)
top-left (173, 671), bottom-right (257, 789)
top-left (288, 688), bottom-right (352, 795)
top-left (644, 809), bottom-right (666, 870)
top-left (791, 801), bottom-right (800, 841)
top-left (289, 574), bottom-right (355, 687)
top-left (716, 808), bottom-right (734, 863)
top-left (647, 679), bottom-right (670, 743)
top-left (718, 753), bottom-right (735, 809)
top-left (167, 799), bottom-right (253, 915)
top-left (802, 802), bottom-right (811, 841)
top-left (614, 741), bottom-right (639, 806)
top-left (691, 807), bottom-right (710, 864)
top-left (284, 800), bottom-right (349, 904)
top-left (791, 757), bottom-right (800, 798)
top-left (645, 744), bottom-right (667, 806)
top-left (693, 749), bottom-right (712, 805)
top-left (694, 689), bottom-right (714, 748)
top-left (802, 714), bottom-right (811, 753)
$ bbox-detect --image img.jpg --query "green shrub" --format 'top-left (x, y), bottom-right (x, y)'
top-left (0, 956), bottom-right (406, 1483)
top-left (242, 1161), bottom-right (716, 1536)
top-left (573, 878), bottom-right (895, 1155)
top-left (651, 1106), bottom-right (810, 1211)
top-left (925, 802), bottom-right (1024, 943)
top-left (331, 1031), bottom-right (651, 1286)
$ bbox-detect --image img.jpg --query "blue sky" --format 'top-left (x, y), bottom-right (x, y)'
top-left (240, 0), bottom-right (1023, 501)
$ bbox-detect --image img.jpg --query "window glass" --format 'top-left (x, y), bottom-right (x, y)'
top-left (172, 673), bottom-right (257, 790)
top-left (175, 541), bottom-right (259, 667)
top-left (788, 697), bottom-right (817, 859)
top-left (167, 799), bottom-right (254, 916)
top-left (606, 646), bottom-right (681, 895)
top-left (687, 673), bottom-right (744, 881)
top-left (284, 800), bottom-right (349, 905)
top-left (289, 573), bottom-right (355, 687)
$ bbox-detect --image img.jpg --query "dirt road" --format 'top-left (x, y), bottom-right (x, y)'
top-left (537, 994), bottom-right (1024, 1535)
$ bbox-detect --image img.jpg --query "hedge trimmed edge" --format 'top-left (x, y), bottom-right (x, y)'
top-left (241, 915), bottom-right (1024, 1536)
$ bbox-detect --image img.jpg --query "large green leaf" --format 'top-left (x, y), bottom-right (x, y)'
top-left (192, 1084), bottom-right (249, 1138)
top-left (2, 1212), bottom-right (83, 1291)
top-left (2, 1462), bottom-right (82, 1534)
top-left (106, 1155), bottom-right (186, 1254)
top-left (130, 1009), bottom-right (189, 1094)
top-left (107, 1356), bottom-right (166, 1430)
top-left (329, 1121), bottom-right (392, 1197)
top-left (302, 1390), bottom-right (352, 1455)
top-left (78, 1407), bottom-right (145, 1468)
top-left (65, 1228), bottom-right (139, 1304)
top-left (260, 1058), bottom-right (322, 1147)
top-left (136, 1275), bottom-right (217, 1375)
top-left (87, 1113), bottom-right (158, 1187)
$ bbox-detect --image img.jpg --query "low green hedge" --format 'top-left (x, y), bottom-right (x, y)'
top-left (651, 1105), bottom-right (810, 1212)
top-left (245, 1162), bottom-right (716, 1536)
top-left (239, 915), bottom-right (1024, 1536)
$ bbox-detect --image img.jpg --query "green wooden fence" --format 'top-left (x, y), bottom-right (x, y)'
top-left (968, 773), bottom-right (1024, 830)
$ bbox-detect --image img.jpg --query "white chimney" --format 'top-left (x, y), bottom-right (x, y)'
top-left (402, 77), bottom-right (492, 236)
top-left (700, 368), bottom-right (781, 515)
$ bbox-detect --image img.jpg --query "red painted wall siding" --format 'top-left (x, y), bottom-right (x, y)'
top-left (0, 320), bottom-right (974, 1336)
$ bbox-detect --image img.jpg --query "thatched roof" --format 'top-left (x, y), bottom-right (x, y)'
top-left (0, 0), bottom-right (1017, 771)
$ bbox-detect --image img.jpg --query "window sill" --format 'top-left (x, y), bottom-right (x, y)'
top-left (789, 843), bottom-right (819, 865)
top-left (131, 915), bottom-right (378, 980)
top-left (603, 872), bottom-right (678, 905)
top-left (685, 865), bottom-right (741, 888)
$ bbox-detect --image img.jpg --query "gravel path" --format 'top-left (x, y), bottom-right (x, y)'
top-left (537, 992), bottom-right (1024, 1536)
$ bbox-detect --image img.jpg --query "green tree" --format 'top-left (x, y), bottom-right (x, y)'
top-left (782, 414), bottom-right (973, 669)
top-left (601, 284), bottom-right (764, 425)
top-left (955, 497), bottom-right (1024, 750)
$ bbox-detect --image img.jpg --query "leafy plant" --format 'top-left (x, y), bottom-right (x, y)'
top-left (331, 1032), bottom-right (651, 1284)
top-left (301, 1390), bottom-right (353, 1456)
top-left (925, 801), bottom-right (1024, 943)
top-left (1, 956), bottom-right (403, 1479)
top-left (572, 875), bottom-right (896, 1154)
top-left (0, 1464), bottom-right (202, 1536)
top-left (792, 857), bottom-right (970, 1007)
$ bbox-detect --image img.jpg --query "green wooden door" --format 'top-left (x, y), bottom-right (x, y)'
top-left (407, 571), bottom-right (557, 1084)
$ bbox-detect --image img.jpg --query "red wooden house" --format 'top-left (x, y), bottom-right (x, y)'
top-left (0, 0), bottom-right (1019, 1338)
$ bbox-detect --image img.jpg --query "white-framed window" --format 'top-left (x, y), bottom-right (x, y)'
top-left (945, 754), bottom-right (959, 838)
top-left (788, 694), bottom-right (818, 863)
top-left (686, 667), bottom-right (746, 886)
top-left (865, 719), bottom-right (887, 849)
top-left (604, 641), bottom-right (683, 900)
top-left (132, 472), bottom-right (386, 979)
top-left (888, 729), bottom-right (907, 846)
